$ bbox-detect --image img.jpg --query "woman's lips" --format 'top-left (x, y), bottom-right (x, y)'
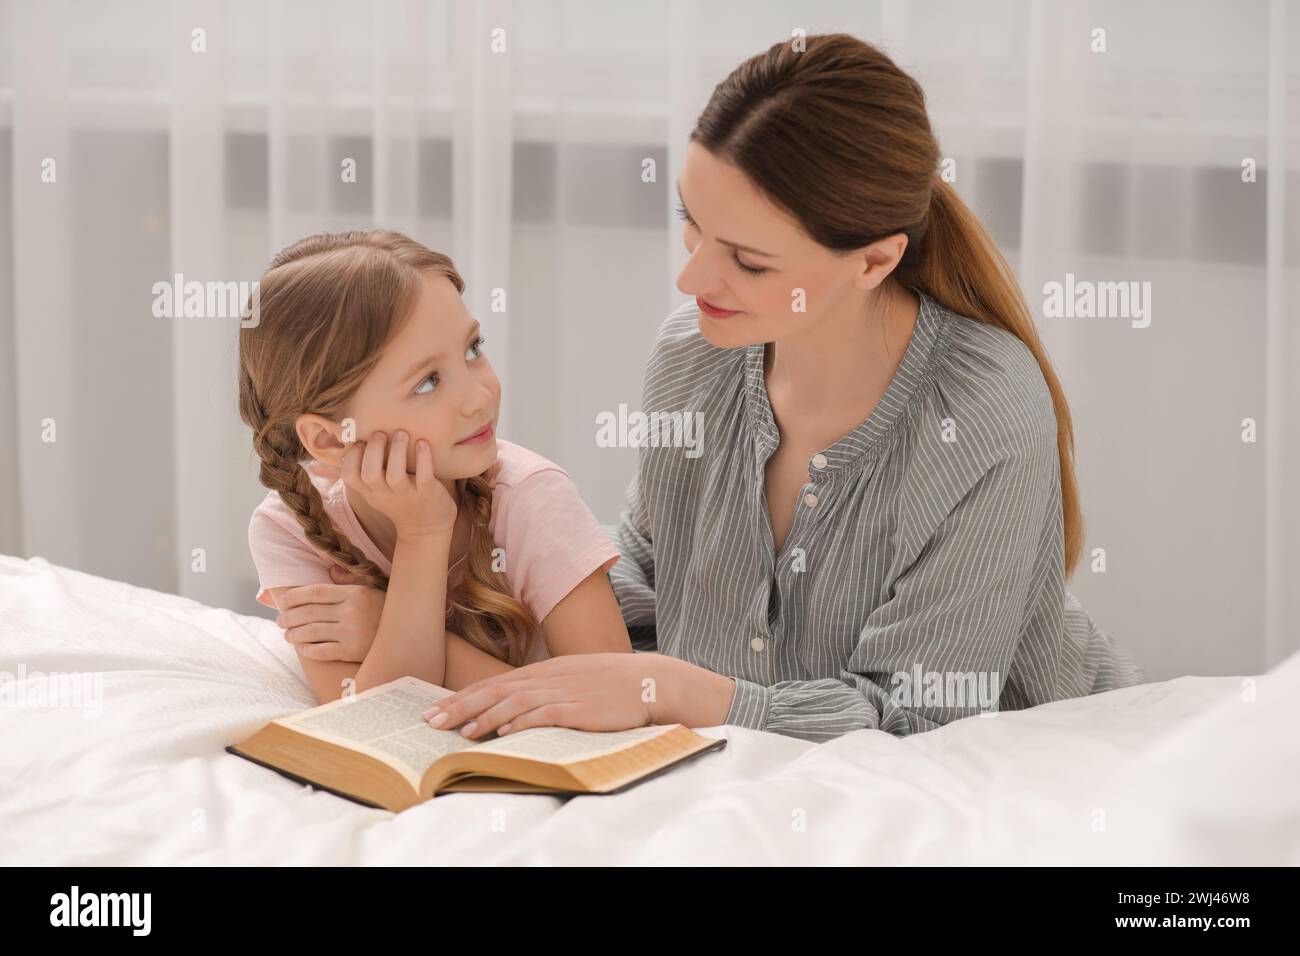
top-left (697, 296), bottom-right (740, 319)
top-left (456, 422), bottom-right (494, 445)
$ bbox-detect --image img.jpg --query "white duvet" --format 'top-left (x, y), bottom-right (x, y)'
top-left (1, 553), bottom-right (1296, 865)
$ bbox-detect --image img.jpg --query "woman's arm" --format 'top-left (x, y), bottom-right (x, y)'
top-left (420, 651), bottom-right (737, 737)
top-left (422, 427), bottom-right (1059, 742)
top-left (607, 470), bottom-right (658, 649)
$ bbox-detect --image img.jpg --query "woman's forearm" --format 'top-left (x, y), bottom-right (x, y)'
top-left (650, 654), bottom-right (737, 728)
top-left (354, 531), bottom-right (451, 692)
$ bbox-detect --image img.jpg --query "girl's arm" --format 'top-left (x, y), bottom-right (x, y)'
top-left (490, 464), bottom-right (632, 658)
top-left (540, 568), bottom-right (632, 656)
top-left (326, 429), bottom-right (458, 698)
top-left (352, 530), bottom-right (451, 691)
top-left (269, 585), bottom-right (511, 704)
top-left (272, 564), bottom-right (625, 705)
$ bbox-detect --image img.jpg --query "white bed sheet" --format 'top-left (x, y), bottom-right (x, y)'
top-left (1, 553), bottom-right (1296, 865)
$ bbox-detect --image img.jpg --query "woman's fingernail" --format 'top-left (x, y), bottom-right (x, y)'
top-left (460, 721), bottom-right (477, 737)
top-left (429, 712), bottom-right (448, 728)
top-left (498, 723), bottom-right (512, 735)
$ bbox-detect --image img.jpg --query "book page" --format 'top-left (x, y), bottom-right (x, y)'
top-left (277, 676), bottom-right (475, 779)
top-left (465, 724), bottom-right (677, 765)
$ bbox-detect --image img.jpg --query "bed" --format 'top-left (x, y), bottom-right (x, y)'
top-left (2, 552), bottom-right (1296, 865)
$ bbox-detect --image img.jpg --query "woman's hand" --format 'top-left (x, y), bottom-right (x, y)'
top-left (276, 564), bottom-right (384, 662)
top-left (421, 653), bottom-right (681, 739)
top-left (342, 429), bottom-right (457, 539)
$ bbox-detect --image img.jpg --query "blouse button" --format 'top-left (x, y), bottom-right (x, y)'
top-left (811, 453), bottom-right (828, 470)
top-left (750, 637), bottom-right (766, 653)
top-left (803, 492), bottom-right (819, 508)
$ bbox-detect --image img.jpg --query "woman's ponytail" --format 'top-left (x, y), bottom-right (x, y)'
top-left (691, 33), bottom-right (1086, 578)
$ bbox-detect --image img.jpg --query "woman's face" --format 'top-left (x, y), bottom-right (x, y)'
top-left (300, 271), bottom-right (502, 481)
top-left (674, 141), bottom-right (906, 349)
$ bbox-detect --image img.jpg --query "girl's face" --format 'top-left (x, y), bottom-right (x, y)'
top-left (673, 141), bottom-right (906, 349)
top-left (318, 271), bottom-right (501, 480)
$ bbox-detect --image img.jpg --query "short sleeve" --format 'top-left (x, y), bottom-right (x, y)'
top-left (247, 509), bottom-right (334, 608)
top-left (494, 468), bottom-right (621, 625)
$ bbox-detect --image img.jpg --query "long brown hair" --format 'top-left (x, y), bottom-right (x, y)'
top-left (237, 229), bottom-right (537, 664)
top-left (691, 33), bottom-right (1085, 578)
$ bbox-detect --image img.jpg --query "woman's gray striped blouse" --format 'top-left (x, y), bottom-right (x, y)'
top-left (606, 288), bottom-right (1146, 743)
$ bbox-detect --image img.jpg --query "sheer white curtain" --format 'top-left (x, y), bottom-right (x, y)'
top-left (1, 0), bottom-right (1295, 679)
top-left (1012, 0), bottom-right (1300, 678)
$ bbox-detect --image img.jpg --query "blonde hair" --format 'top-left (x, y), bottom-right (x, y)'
top-left (237, 229), bottom-right (537, 665)
top-left (695, 33), bottom-right (1086, 578)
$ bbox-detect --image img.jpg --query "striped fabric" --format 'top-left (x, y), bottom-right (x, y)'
top-left (607, 288), bottom-right (1146, 743)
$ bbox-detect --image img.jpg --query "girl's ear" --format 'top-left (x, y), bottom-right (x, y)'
top-left (295, 413), bottom-right (350, 467)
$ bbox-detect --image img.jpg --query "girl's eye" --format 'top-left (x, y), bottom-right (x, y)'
top-left (414, 336), bottom-right (485, 396)
top-left (676, 201), bottom-right (767, 276)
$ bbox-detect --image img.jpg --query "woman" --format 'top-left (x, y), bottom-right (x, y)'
top-left (422, 32), bottom-right (1146, 744)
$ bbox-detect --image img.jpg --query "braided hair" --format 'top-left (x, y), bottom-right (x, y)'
top-left (238, 230), bottom-right (537, 665)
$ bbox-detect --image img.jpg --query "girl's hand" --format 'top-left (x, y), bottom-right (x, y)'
top-left (341, 429), bottom-right (457, 538)
top-left (276, 564), bottom-right (384, 662)
top-left (421, 653), bottom-right (670, 739)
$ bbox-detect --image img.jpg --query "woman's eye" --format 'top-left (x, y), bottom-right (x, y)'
top-left (414, 372), bottom-right (438, 395)
top-left (467, 335), bottom-right (486, 360)
top-left (677, 201), bottom-right (766, 276)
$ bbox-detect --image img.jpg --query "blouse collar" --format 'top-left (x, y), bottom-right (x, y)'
top-left (742, 286), bottom-right (951, 476)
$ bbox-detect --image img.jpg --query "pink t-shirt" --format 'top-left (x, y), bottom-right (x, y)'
top-left (247, 439), bottom-right (619, 663)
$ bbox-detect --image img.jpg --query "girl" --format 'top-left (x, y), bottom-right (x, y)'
top-left (423, 33), bottom-right (1147, 744)
top-left (239, 230), bottom-right (631, 707)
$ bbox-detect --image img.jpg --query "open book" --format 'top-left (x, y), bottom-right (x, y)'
top-left (227, 676), bottom-right (727, 812)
